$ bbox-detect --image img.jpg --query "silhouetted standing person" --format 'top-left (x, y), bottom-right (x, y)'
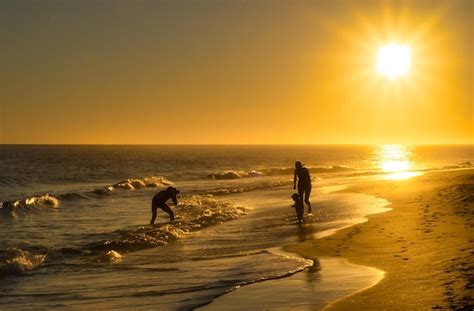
top-left (150, 186), bottom-right (180, 225)
top-left (293, 161), bottom-right (312, 214)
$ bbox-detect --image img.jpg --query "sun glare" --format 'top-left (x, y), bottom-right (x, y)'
top-left (378, 145), bottom-right (411, 172)
top-left (377, 44), bottom-right (411, 78)
top-left (377, 145), bottom-right (422, 180)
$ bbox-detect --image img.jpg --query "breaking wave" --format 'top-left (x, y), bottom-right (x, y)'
top-left (0, 176), bottom-right (172, 218)
top-left (1, 195), bottom-right (248, 274)
top-left (208, 166), bottom-right (354, 180)
top-left (92, 176), bottom-right (172, 195)
top-left (1, 194), bottom-right (60, 218)
top-left (207, 163), bottom-right (473, 181)
top-left (94, 250), bottom-right (123, 263)
top-left (208, 170), bottom-right (264, 179)
top-left (0, 248), bottom-right (47, 276)
top-left (88, 195), bottom-right (247, 254)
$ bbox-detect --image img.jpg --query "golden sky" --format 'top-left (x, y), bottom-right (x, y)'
top-left (1, 0), bottom-right (472, 144)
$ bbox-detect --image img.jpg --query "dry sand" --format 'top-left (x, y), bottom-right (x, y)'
top-left (286, 169), bottom-right (474, 310)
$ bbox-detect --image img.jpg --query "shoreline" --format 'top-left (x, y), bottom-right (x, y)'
top-left (199, 182), bottom-right (394, 310)
top-left (286, 168), bottom-right (474, 310)
top-left (200, 256), bottom-right (384, 311)
top-left (202, 168), bottom-right (473, 310)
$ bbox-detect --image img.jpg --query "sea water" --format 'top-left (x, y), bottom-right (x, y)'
top-left (0, 145), bottom-right (472, 310)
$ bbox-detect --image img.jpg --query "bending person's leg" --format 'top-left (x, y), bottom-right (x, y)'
top-left (159, 204), bottom-right (175, 221)
top-left (150, 205), bottom-right (158, 225)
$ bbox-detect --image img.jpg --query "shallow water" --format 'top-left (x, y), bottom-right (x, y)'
top-left (0, 145), bottom-right (471, 310)
top-left (201, 257), bottom-right (384, 311)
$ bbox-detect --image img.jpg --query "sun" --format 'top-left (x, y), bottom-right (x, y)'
top-left (376, 44), bottom-right (411, 78)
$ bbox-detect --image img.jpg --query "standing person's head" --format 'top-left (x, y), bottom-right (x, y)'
top-left (295, 161), bottom-right (303, 169)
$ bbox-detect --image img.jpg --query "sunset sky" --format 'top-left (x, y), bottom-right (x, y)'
top-left (1, 0), bottom-right (472, 144)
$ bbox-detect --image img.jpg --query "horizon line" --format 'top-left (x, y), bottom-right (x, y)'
top-left (1, 143), bottom-right (473, 146)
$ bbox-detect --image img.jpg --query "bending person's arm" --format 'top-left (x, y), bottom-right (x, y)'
top-left (172, 194), bottom-right (178, 206)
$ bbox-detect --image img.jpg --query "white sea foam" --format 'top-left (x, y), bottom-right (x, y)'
top-left (0, 248), bottom-right (46, 276)
top-left (206, 180), bottom-right (293, 196)
top-left (95, 250), bottom-right (123, 263)
top-left (89, 195), bottom-right (248, 253)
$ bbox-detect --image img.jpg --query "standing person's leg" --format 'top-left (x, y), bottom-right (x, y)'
top-left (150, 204), bottom-right (158, 225)
top-left (304, 186), bottom-right (312, 214)
top-left (159, 204), bottom-right (175, 221)
top-left (297, 184), bottom-right (305, 205)
top-left (298, 184), bottom-right (312, 214)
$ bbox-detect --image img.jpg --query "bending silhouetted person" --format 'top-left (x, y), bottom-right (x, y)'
top-left (150, 186), bottom-right (180, 225)
top-left (293, 161), bottom-right (312, 214)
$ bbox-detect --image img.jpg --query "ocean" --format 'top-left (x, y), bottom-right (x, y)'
top-left (0, 145), bottom-right (472, 310)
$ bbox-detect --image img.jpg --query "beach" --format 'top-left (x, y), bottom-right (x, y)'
top-left (0, 145), bottom-right (472, 310)
top-left (286, 168), bottom-right (474, 310)
top-left (2, 0), bottom-right (473, 309)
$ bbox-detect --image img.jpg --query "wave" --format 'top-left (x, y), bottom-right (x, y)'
top-left (206, 163), bottom-right (473, 181)
top-left (345, 162), bottom-right (474, 178)
top-left (0, 176), bottom-right (172, 218)
top-left (0, 176), bottom-right (30, 187)
top-left (1, 194), bottom-right (60, 218)
top-left (56, 192), bottom-right (89, 201)
top-left (92, 176), bottom-right (172, 195)
top-left (208, 170), bottom-right (264, 180)
top-left (441, 162), bottom-right (472, 170)
top-left (88, 195), bottom-right (247, 254)
top-left (0, 248), bottom-right (47, 276)
top-left (208, 166), bottom-right (355, 180)
top-left (194, 250), bottom-right (314, 309)
top-left (262, 166), bottom-right (354, 176)
top-left (0, 195), bottom-right (247, 275)
top-left (94, 250), bottom-right (123, 263)
top-left (206, 180), bottom-right (294, 196)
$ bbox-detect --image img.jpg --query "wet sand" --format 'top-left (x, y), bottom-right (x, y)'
top-left (286, 169), bottom-right (474, 310)
top-left (202, 257), bottom-right (383, 311)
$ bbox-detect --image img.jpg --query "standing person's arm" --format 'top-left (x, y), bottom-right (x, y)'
top-left (293, 170), bottom-right (297, 189)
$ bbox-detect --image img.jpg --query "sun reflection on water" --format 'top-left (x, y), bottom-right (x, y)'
top-left (376, 145), bottom-right (421, 180)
